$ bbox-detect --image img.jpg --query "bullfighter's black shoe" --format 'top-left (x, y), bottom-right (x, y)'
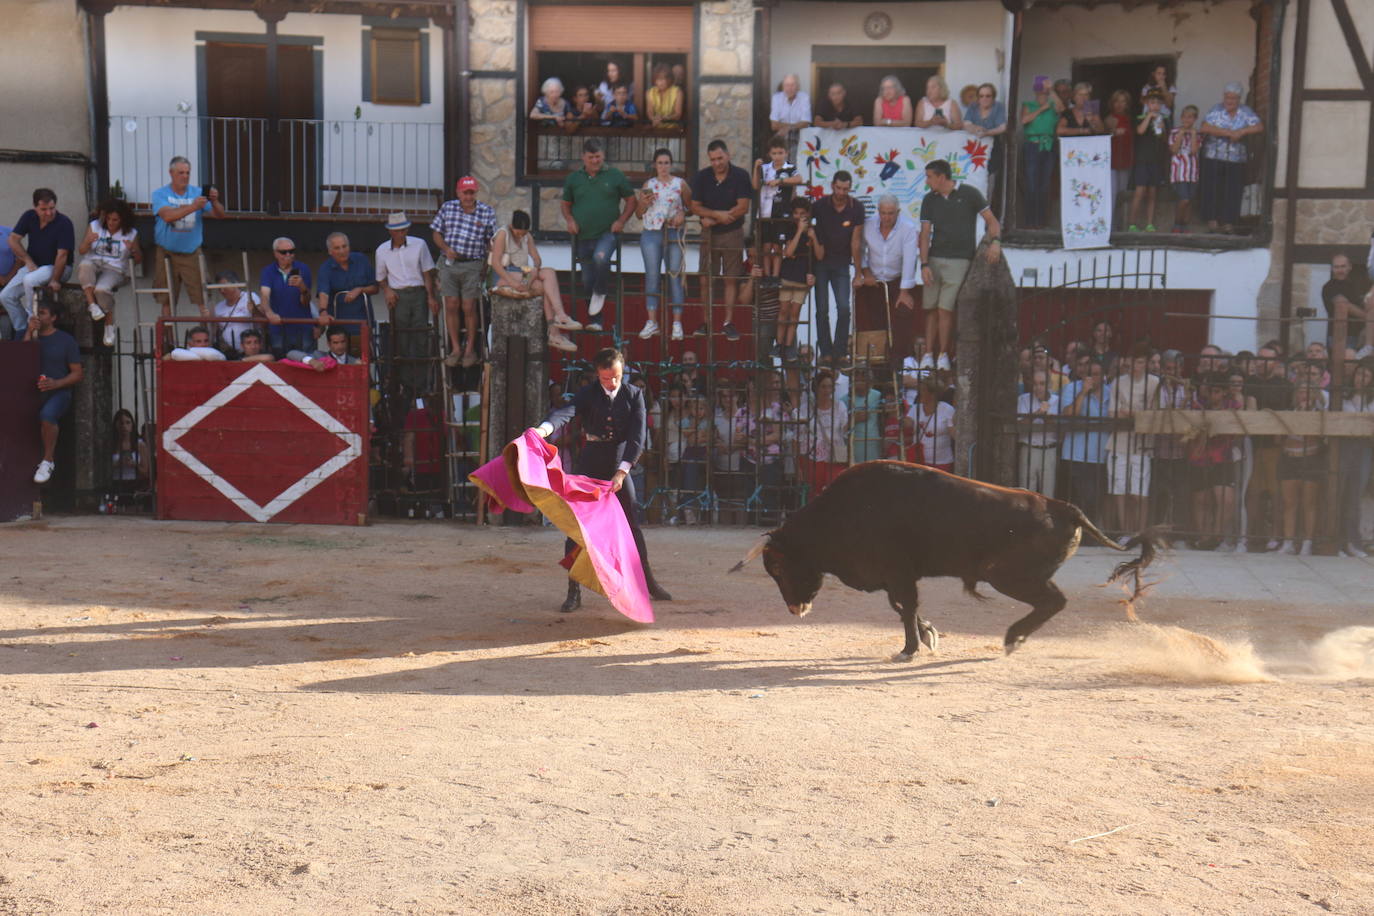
top-left (560, 580), bottom-right (582, 613)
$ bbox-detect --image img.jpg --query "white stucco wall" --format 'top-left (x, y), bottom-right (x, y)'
top-left (770, 1), bottom-right (1010, 103)
top-left (105, 7), bottom-right (444, 205)
top-left (1018, 1), bottom-right (1257, 117)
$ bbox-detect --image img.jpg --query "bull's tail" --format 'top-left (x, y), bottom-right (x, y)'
top-left (1067, 505), bottom-right (1162, 608)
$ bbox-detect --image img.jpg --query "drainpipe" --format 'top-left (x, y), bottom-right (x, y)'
top-left (446, 0), bottom-right (471, 187)
top-left (85, 1), bottom-right (113, 204)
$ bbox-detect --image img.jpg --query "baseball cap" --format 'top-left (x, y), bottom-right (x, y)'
top-left (456, 176), bottom-right (479, 192)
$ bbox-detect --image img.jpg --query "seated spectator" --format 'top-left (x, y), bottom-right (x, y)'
top-left (77, 197), bottom-right (140, 347)
top-left (801, 369), bottom-right (849, 495)
top-left (1017, 368), bottom-right (1060, 494)
top-left (769, 73), bottom-right (812, 153)
top-left (843, 369), bottom-right (884, 463)
top-left (569, 86), bottom-right (599, 128)
top-left (287, 325), bottom-right (362, 371)
top-left (813, 81), bottom-right (863, 130)
top-left (1322, 253), bottom-right (1372, 354)
top-left (529, 77), bottom-right (572, 128)
top-left (645, 64), bottom-right (684, 130)
top-left (24, 298), bottom-right (83, 484)
top-left (1277, 381), bottom-right (1327, 555)
top-left (110, 407), bottom-right (150, 498)
top-left (211, 269), bottom-right (261, 355)
top-left (1060, 359), bottom-right (1111, 523)
top-left (873, 75), bottom-right (913, 127)
top-left (913, 75), bottom-right (963, 130)
top-left (1338, 357), bottom-right (1374, 557)
top-left (259, 236), bottom-right (315, 356)
top-left (1188, 372), bottom-right (1242, 550)
top-left (595, 60), bottom-right (633, 108)
top-left (3, 188), bottom-right (75, 339)
top-left (903, 376), bottom-right (956, 472)
top-left (600, 84), bottom-right (638, 128)
top-left (237, 328), bottom-right (274, 363)
top-left (164, 325), bottom-right (227, 361)
top-left (1057, 82), bottom-right (1104, 137)
top-left (0, 218), bottom-right (16, 293)
top-left (490, 209), bottom-right (581, 352)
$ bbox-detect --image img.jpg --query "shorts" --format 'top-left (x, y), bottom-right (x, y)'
top-left (779, 281), bottom-right (808, 305)
top-left (438, 258), bottom-right (485, 299)
top-left (759, 218), bottom-right (792, 247)
top-left (1279, 452), bottom-right (1326, 483)
top-left (39, 389), bottom-right (73, 424)
top-left (1172, 180), bottom-right (1196, 201)
top-left (1192, 460), bottom-right (1236, 490)
top-left (704, 226), bottom-right (745, 278)
top-left (1107, 452), bottom-right (1151, 496)
top-left (925, 257), bottom-right (969, 312)
top-left (1132, 158), bottom-right (1166, 188)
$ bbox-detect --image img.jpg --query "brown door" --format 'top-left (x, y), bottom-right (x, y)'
top-left (203, 41), bottom-right (317, 213)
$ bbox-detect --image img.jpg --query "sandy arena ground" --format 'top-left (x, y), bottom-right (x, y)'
top-left (2, 517), bottom-right (1373, 915)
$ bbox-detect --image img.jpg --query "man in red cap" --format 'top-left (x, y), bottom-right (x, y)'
top-left (431, 176), bottom-right (496, 368)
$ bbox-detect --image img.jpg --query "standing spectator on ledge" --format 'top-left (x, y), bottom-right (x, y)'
top-left (210, 270), bottom-right (260, 355)
top-left (856, 194), bottom-right (920, 363)
top-left (77, 197), bottom-right (140, 347)
top-left (3, 189), bottom-right (75, 339)
top-left (259, 236), bottom-right (314, 356)
top-left (1057, 82), bottom-right (1104, 138)
top-left (1199, 82), bottom-right (1263, 234)
top-left (562, 140), bottom-right (636, 333)
top-left (919, 159), bottom-right (1001, 372)
top-left (1129, 90), bottom-right (1170, 233)
top-left (150, 156), bottom-right (225, 319)
top-left (595, 61), bottom-right (633, 108)
top-left (813, 82), bottom-right (863, 130)
top-left (635, 147), bottom-right (692, 341)
top-left (316, 232), bottom-right (378, 355)
top-left (914, 75), bottom-right (963, 130)
top-left (376, 212), bottom-right (439, 391)
top-left (811, 170), bottom-right (864, 365)
top-left (690, 139), bottom-right (753, 341)
top-left (1104, 90), bottom-right (1136, 226)
top-left (1322, 253), bottom-right (1372, 355)
top-left (964, 83), bottom-right (1007, 195)
top-left (432, 176), bottom-right (496, 367)
top-left (1141, 63), bottom-right (1177, 117)
top-left (1168, 104), bottom-right (1202, 233)
top-left (24, 298), bottom-right (82, 484)
top-left (769, 74), bottom-right (812, 155)
top-left (873, 75), bottom-right (913, 128)
top-left (1020, 80), bottom-right (1064, 230)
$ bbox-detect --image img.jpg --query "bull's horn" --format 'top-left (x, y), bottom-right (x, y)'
top-left (728, 536), bottom-right (769, 573)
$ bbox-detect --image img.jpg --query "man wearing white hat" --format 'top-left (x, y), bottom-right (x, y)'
top-left (376, 211), bottom-right (439, 391)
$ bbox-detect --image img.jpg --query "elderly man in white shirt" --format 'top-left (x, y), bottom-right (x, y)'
top-left (375, 211), bottom-right (439, 390)
top-left (854, 194), bottom-right (920, 364)
top-left (769, 73), bottom-right (812, 156)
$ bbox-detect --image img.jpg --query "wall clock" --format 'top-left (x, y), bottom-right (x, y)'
top-left (863, 11), bottom-right (893, 40)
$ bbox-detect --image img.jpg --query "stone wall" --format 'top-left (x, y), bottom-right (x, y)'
top-left (468, 0), bottom-right (530, 225)
top-left (696, 0), bottom-right (755, 166)
top-left (1293, 199), bottom-right (1374, 247)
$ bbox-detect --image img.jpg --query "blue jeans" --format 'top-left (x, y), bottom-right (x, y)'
top-left (812, 262), bottom-right (852, 358)
top-left (1022, 143), bottom-right (1055, 229)
top-left (640, 226), bottom-right (685, 315)
top-left (1339, 440), bottom-right (1373, 546)
top-left (576, 231), bottom-right (617, 300)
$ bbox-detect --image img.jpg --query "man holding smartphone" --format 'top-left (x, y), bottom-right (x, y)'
top-left (258, 236), bottom-right (314, 355)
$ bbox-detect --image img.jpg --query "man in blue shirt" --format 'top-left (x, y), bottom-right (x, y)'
top-left (258, 236), bottom-right (315, 355)
top-left (316, 232), bottom-right (378, 353)
top-left (24, 298), bottom-right (83, 484)
top-left (1058, 360), bottom-right (1111, 525)
top-left (151, 155), bottom-right (226, 318)
top-left (3, 189), bottom-right (76, 339)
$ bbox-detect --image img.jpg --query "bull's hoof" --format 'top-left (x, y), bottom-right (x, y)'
top-left (1004, 636), bottom-right (1025, 655)
top-left (890, 651), bottom-right (914, 663)
top-left (919, 624), bottom-right (940, 653)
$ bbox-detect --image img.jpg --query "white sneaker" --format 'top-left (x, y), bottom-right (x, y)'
top-left (547, 330), bottom-right (577, 352)
top-left (671, 320), bottom-right (684, 341)
top-left (638, 320), bottom-right (659, 340)
top-left (1280, 540), bottom-right (1297, 555)
top-left (103, 324), bottom-right (116, 347)
top-left (589, 293), bottom-right (606, 316)
top-left (552, 314), bottom-right (583, 331)
top-left (918, 353), bottom-right (934, 370)
top-left (1299, 539), bottom-right (1313, 556)
top-left (1266, 538), bottom-right (1282, 552)
top-left (1117, 535), bottom-right (1133, 548)
top-left (1216, 539), bottom-right (1237, 554)
top-left (584, 321), bottom-right (602, 332)
top-left (1347, 544), bottom-right (1370, 559)
top-left (87, 302), bottom-right (105, 321)
top-left (936, 353), bottom-right (952, 371)
top-left (33, 460), bottom-right (54, 484)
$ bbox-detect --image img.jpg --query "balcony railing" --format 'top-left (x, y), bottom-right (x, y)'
top-left (109, 115), bottom-right (445, 218)
top-left (527, 125), bottom-right (690, 179)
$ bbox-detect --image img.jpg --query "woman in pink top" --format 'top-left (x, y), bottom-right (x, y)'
top-left (873, 75), bottom-right (913, 127)
top-left (913, 75), bottom-right (964, 129)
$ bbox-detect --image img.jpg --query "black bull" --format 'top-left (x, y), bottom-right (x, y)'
top-left (730, 461), bottom-right (1158, 659)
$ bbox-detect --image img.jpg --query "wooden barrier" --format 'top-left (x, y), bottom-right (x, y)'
top-left (0, 343), bottom-right (41, 522)
top-left (156, 360), bottom-right (370, 524)
top-left (1135, 409), bottom-right (1374, 437)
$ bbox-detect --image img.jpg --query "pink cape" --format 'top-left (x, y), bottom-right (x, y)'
top-left (468, 429), bottom-right (654, 623)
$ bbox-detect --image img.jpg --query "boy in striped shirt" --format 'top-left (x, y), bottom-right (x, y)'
top-left (1168, 104), bottom-right (1201, 233)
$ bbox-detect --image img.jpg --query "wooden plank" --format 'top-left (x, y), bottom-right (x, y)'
top-left (1135, 410), bottom-right (1374, 436)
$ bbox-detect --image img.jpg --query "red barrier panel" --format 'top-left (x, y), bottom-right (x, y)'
top-left (156, 360), bottom-right (370, 524)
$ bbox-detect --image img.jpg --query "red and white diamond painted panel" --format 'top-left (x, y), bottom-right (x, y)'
top-left (156, 361), bottom-right (370, 525)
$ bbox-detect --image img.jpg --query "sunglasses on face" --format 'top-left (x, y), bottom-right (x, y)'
top-left (276, 248), bottom-right (295, 255)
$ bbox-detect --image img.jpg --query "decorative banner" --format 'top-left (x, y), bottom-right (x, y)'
top-left (1058, 136), bottom-right (1113, 250)
top-left (798, 127), bottom-right (991, 223)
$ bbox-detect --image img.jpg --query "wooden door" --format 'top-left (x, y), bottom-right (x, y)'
top-left (278, 45), bottom-right (319, 213)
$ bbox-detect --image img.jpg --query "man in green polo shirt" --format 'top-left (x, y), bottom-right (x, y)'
top-left (561, 139), bottom-right (636, 330)
top-left (918, 158), bottom-right (1001, 372)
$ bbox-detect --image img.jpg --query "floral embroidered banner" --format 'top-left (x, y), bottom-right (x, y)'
top-left (798, 127), bottom-right (991, 223)
top-left (1058, 136), bottom-right (1113, 250)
